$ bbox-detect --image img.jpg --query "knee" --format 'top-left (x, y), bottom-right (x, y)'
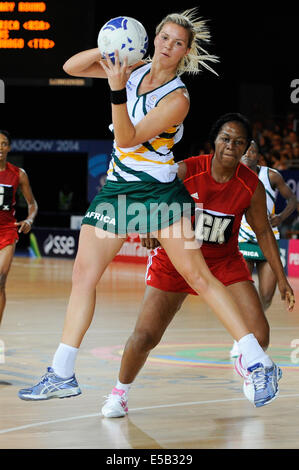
top-left (260, 294), bottom-right (274, 311)
top-left (179, 268), bottom-right (209, 293)
top-left (130, 329), bottom-right (160, 353)
top-left (71, 258), bottom-right (99, 288)
top-left (259, 286), bottom-right (276, 311)
top-left (72, 262), bottom-right (85, 285)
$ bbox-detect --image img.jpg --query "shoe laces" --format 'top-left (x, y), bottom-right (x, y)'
top-left (40, 371), bottom-right (54, 384)
top-left (103, 390), bottom-right (127, 406)
top-left (252, 367), bottom-right (268, 391)
top-left (39, 368), bottom-right (57, 385)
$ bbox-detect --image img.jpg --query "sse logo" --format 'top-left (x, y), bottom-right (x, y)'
top-left (43, 234), bottom-right (76, 256)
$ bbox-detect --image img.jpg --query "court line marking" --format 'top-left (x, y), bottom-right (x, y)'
top-left (1, 393), bottom-right (299, 435)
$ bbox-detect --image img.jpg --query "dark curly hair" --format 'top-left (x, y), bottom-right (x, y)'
top-left (208, 113), bottom-right (252, 151)
top-left (0, 130), bottom-right (12, 145)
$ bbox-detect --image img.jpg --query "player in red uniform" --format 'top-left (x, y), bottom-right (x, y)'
top-left (0, 131), bottom-right (38, 325)
top-left (101, 113), bottom-right (295, 416)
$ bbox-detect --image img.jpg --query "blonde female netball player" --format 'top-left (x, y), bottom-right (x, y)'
top-left (18, 9), bottom-right (282, 406)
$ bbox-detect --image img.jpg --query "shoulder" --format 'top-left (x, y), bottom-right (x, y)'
top-left (156, 74), bottom-right (189, 108)
top-left (19, 167), bottom-right (29, 182)
top-left (236, 162), bottom-right (259, 194)
top-left (268, 167), bottom-right (283, 183)
top-left (185, 153), bottom-right (210, 166)
top-left (183, 154), bottom-right (211, 181)
top-left (238, 162), bottom-right (259, 180)
top-left (6, 161), bottom-right (20, 177)
top-left (153, 87), bottom-right (189, 125)
top-left (157, 87), bottom-right (189, 116)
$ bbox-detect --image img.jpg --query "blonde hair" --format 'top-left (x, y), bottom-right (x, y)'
top-left (155, 8), bottom-right (219, 76)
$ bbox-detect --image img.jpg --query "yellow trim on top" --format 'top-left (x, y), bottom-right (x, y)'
top-left (116, 147), bottom-right (175, 165)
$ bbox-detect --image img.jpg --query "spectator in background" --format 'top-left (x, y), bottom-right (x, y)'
top-left (258, 153), bottom-right (268, 166)
top-left (293, 144), bottom-right (299, 159)
top-left (282, 142), bottom-right (294, 160)
top-left (252, 115), bottom-right (299, 169)
top-left (257, 134), bottom-right (271, 156)
top-left (285, 113), bottom-right (296, 132)
top-left (287, 130), bottom-right (298, 147)
top-left (270, 151), bottom-right (282, 170)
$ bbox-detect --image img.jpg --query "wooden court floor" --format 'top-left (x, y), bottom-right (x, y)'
top-left (0, 256), bottom-right (299, 449)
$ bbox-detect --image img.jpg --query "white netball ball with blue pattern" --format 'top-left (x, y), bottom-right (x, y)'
top-left (97, 16), bottom-right (148, 66)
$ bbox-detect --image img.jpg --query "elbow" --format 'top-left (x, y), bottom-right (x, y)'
top-left (114, 130), bottom-right (137, 149)
top-left (62, 61), bottom-right (76, 76)
top-left (115, 138), bottom-right (132, 148)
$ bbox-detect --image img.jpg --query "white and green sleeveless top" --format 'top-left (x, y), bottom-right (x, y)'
top-left (239, 166), bottom-right (280, 242)
top-left (107, 63), bottom-right (187, 183)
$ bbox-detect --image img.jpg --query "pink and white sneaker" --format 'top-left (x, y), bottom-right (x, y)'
top-left (234, 354), bottom-right (255, 403)
top-left (234, 354), bottom-right (251, 382)
top-left (101, 387), bottom-right (128, 418)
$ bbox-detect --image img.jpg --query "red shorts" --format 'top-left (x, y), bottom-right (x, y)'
top-left (0, 228), bottom-right (19, 251)
top-left (146, 247), bottom-right (252, 294)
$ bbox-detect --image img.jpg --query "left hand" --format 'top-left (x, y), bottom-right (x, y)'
top-left (269, 213), bottom-right (283, 227)
top-left (15, 219), bottom-right (32, 234)
top-left (100, 50), bottom-right (132, 91)
top-left (278, 279), bottom-right (295, 311)
top-left (140, 233), bottom-right (160, 250)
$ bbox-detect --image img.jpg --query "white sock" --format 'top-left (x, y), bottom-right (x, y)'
top-left (52, 343), bottom-right (79, 378)
top-left (238, 334), bottom-right (273, 369)
top-left (115, 380), bottom-right (131, 395)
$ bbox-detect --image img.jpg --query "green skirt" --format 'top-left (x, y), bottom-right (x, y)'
top-left (239, 240), bottom-right (280, 262)
top-left (239, 241), bottom-right (266, 261)
top-left (82, 178), bottom-right (195, 234)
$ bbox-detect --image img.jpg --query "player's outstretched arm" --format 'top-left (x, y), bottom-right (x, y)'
top-left (63, 48), bottom-right (108, 78)
top-left (15, 169), bottom-right (38, 234)
top-left (245, 181), bottom-right (295, 311)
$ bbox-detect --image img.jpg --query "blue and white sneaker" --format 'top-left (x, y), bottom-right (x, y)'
top-left (244, 362), bottom-right (281, 408)
top-left (18, 367), bottom-right (82, 401)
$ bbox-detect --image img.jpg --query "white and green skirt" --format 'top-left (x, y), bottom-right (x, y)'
top-left (82, 178), bottom-right (195, 234)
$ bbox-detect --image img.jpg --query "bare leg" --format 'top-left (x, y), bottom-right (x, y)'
top-left (119, 282), bottom-right (269, 385)
top-left (61, 225), bottom-right (125, 347)
top-left (155, 218), bottom-right (251, 341)
top-left (119, 286), bottom-right (187, 384)
top-left (256, 261), bottom-right (277, 310)
top-left (227, 281), bottom-right (270, 349)
top-left (0, 243), bottom-right (16, 325)
top-left (244, 259), bottom-right (255, 275)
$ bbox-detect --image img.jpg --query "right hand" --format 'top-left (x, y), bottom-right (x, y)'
top-left (277, 278), bottom-right (295, 312)
top-left (100, 50), bottom-right (132, 91)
